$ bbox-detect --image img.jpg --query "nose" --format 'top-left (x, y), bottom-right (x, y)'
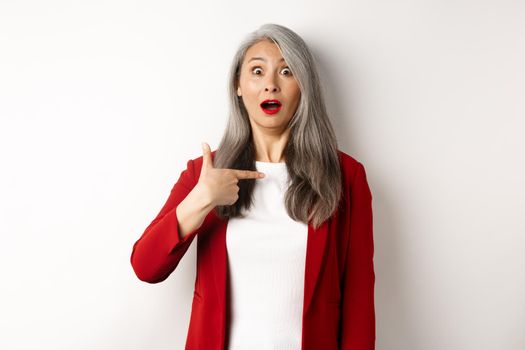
top-left (264, 73), bottom-right (280, 93)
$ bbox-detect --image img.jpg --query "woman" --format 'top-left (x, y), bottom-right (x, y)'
top-left (130, 23), bottom-right (375, 350)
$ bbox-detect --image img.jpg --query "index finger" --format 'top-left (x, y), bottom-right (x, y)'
top-left (232, 169), bottom-right (266, 179)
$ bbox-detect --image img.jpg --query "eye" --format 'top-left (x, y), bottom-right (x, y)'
top-left (281, 67), bottom-right (293, 76)
top-left (250, 66), bottom-right (293, 76)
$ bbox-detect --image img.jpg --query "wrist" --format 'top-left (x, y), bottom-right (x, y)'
top-left (191, 183), bottom-right (215, 212)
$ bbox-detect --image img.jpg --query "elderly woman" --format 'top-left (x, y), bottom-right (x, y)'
top-left (131, 23), bottom-right (375, 350)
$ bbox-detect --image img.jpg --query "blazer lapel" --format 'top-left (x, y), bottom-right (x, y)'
top-left (209, 215), bottom-right (229, 347)
top-left (303, 219), bottom-right (329, 313)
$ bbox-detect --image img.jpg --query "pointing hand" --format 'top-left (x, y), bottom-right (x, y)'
top-left (197, 142), bottom-right (265, 207)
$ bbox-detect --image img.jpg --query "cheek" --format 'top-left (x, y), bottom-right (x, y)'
top-left (243, 85), bottom-right (262, 106)
top-left (245, 79), bottom-right (261, 92)
top-left (291, 87), bottom-right (301, 106)
top-left (288, 81), bottom-right (301, 98)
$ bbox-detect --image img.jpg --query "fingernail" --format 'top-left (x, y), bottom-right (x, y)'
top-left (259, 172), bottom-right (265, 178)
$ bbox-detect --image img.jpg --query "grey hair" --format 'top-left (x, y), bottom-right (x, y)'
top-left (213, 23), bottom-right (342, 229)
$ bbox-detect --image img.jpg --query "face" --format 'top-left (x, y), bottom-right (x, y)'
top-left (236, 39), bottom-right (301, 132)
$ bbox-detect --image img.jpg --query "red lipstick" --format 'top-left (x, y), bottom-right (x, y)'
top-left (260, 99), bottom-right (282, 115)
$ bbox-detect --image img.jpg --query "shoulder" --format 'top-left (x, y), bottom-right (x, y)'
top-left (337, 149), bottom-right (366, 179)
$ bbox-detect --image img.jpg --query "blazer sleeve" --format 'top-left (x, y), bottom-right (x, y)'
top-left (130, 158), bottom-right (201, 283)
top-left (340, 162), bottom-right (376, 349)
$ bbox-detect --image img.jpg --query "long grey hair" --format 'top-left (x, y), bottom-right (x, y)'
top-left (213, 23), bottom-right (342, 229)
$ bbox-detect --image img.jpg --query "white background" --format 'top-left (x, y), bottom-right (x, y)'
top-left (1, 1), bottom-right (524, 349)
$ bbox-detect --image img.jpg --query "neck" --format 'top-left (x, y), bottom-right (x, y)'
top-left (251, 128), bottom-right (289, 163)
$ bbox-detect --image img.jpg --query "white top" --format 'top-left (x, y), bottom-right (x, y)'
top-left (226, 161), bottom-right (308, 349)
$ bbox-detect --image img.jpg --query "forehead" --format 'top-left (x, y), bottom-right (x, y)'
top-left (244, 40), bottom-right (285, 64)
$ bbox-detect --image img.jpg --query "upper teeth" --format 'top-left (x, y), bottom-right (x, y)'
top-left (267, 101), bottom-right (278, 104)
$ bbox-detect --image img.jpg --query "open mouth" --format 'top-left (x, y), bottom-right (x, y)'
top-left (260, 99), bottom-right (282, 114)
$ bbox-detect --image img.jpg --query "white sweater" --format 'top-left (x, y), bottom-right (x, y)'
top-left (226, 161), bottom-right (308, 349)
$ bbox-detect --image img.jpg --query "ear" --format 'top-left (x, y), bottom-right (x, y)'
top-left (235, 77), bottom-right (242, 97)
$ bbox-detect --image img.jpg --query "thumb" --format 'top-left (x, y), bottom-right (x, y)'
top-left (201, 142), bottom-right (214, 173)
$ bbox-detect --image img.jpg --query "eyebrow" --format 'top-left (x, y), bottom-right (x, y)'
top-left (247, 57), bottom-right (285, 63)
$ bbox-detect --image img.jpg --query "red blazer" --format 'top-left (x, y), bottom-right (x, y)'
top-left (130, 149), bottom-right (375, 350)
